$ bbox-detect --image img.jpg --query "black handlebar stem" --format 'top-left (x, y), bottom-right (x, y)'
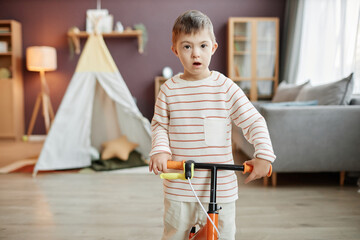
top-left (186, 161), bottom-right (245, 214)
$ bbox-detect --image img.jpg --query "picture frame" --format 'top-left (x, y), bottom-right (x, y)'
top-left (86, 9), bottom-right (113, 33)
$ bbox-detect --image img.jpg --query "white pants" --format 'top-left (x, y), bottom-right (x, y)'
top-left (161, 198), bottom-right (236, 240)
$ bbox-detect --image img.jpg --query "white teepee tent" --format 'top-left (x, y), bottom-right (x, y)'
top-left (33, 34), bottom-right (151, 176)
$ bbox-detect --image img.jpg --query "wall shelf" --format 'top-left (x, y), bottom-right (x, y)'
top-left (67, 30), bottom-right (144, 53)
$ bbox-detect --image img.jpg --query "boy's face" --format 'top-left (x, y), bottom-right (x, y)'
top-left (172, 29), bottom-right (218, 81)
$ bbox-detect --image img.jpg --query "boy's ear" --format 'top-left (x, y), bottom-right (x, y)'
top-left (212, 42), bottom-right (218, 55)
top-left (171, 45), bottom-right (178, 56)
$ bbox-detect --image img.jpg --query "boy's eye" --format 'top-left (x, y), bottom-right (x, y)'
top-left (184, 45), bottom-right (191, 50)
top-left (201, 44), bottom-right (207, 48)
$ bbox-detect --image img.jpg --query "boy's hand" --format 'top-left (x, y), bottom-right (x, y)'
top-left (149, 152), bottom-right (172, 175)
top-left (244, 158), bottom-right (272, 184)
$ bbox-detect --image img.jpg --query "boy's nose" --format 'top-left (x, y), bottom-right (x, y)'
top-left (192, 47), bottom-right (200, 58)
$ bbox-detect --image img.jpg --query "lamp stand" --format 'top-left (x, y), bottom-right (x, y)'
top-left (27, 70), bottom-right (55, 137)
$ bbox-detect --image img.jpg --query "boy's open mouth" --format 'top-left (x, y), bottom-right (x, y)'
top-left (193, 62), bottom-right (201, 66)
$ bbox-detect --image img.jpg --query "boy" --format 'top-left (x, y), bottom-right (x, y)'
top-left (149, 10), bottom-right (276, 240)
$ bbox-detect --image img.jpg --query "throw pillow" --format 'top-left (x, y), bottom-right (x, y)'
top-left (272, 80), bottom-right (310, 102)
top-left (295, 73), bottom-right (354, 105)
top-left (101, 135), bottom-right (139, 161)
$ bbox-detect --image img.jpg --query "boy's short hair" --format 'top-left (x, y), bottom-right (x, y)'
top-left (172, 10), bottom-right (216, 45)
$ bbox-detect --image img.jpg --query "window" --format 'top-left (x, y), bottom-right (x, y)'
top-left (296, 0), bottom-right (360, 92)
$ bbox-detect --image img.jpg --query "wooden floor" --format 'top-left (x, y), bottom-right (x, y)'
top-left (0, 170), bottom-right (359, 240)
top-left (0, 144), bottom-right (359, 239)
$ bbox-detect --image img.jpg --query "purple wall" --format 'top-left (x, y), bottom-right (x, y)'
top-left (0, 0), bottom-right (286, 134)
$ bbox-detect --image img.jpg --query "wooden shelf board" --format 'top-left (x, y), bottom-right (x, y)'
top-left (0, 52), bottom-right (12, 56)
top-left (67, 30), bottom-right (144, 53)
top-left (257, 95), bottom-right (273, 100)
top-left (234, 51), bottom-right (250, 55)
top-left (67, 30), bottom-right (142, 38)
top-left (234, 36), bottom-right (250, 41)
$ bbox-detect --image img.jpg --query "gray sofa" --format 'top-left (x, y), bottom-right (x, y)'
top-left (232, 75), bottom-right (360, 186)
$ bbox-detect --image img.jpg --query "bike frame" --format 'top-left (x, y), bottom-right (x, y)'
top-left (188, 162), bottom-right (247, 240)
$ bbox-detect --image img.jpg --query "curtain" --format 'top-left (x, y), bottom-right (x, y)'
top-left (354, 12), bottom-right (360, 94)
top-left (280, 0), bottom-right (305, 84)
top-left (295, 0), bottom-right (360, 86)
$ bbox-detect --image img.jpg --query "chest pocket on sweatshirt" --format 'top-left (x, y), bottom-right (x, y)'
top-left (204, 118), bottom-right (227, 146)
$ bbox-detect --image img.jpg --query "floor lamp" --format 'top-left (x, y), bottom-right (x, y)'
top-left (26, 46), bottom-right (57, 138)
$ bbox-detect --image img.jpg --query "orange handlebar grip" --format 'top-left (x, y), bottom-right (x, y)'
top-left (167, 160), bottom-right (184, 170)
top-left (243, 163), bottom-right (273, 177)
top-left (267, 164), bottom-right (272, 177)
top-left (243, 163), bottom-right (253, 174)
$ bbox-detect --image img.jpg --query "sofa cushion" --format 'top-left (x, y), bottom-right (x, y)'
top-left (272, 81), bottom-right (309, 102)
top-left (262, 100), bottom-right (318, 108)
top-left (295, 73), bottom-right (354, 105)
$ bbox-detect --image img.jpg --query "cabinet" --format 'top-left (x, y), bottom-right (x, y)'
top-left (0, 20), bottom-right (24, 140)
top-left (227, 17), bottom-right (279, 101)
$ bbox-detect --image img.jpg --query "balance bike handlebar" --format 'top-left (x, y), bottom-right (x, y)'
top-left (161, 160), bottom-right (272, 180)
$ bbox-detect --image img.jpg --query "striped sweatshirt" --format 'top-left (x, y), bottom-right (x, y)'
top-left (150, 71), bottom-right (276, 203)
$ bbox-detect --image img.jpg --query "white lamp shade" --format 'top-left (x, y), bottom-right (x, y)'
top-left (26, 46), bottom-right (57, 72)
